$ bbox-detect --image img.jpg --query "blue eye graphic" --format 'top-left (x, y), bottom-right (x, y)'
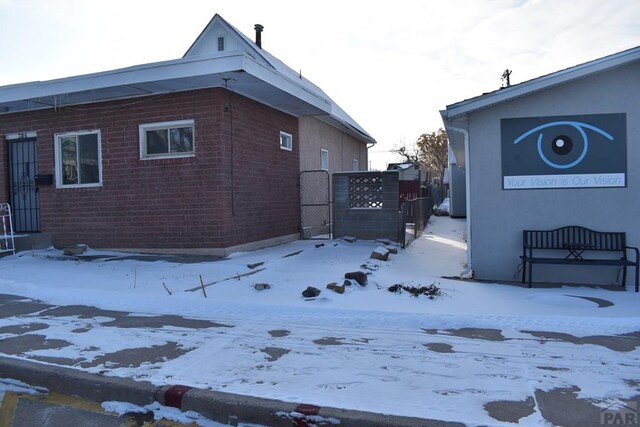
top-left (513, 121), bottom-right (614, 169)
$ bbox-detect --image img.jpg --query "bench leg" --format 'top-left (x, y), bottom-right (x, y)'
top-left (521, 260), bottom-right (526, 284)
top-left (528, 263), bottom-right (533, 288)
top-left (622, 266), bottom-right (627, 288)
top-left (635, 263), bottom-right (639, 293)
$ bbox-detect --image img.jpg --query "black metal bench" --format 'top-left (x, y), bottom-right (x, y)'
top-left (521, 226), bottom-right (639, 292)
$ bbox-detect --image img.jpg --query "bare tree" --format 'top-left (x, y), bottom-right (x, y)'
top-left (392, 128), bottom-right (449, 180)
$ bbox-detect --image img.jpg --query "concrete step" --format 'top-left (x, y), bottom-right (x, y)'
top-left (13, 232), bottom-right (52, 252)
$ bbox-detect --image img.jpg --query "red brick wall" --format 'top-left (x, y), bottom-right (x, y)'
top-left (0, 88), bottom-right (300, 250)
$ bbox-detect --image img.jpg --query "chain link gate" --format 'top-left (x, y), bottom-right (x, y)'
top-left (300, 170), bottom-right (331, 239)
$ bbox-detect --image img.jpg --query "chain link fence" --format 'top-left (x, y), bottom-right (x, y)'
top-left (400, 195), bottom-right (433, 248)
top-left (300, 170), bottom-right (331, 239)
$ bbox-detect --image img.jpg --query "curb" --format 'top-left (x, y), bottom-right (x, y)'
top-left (0, 357), bottom-right (463, 427)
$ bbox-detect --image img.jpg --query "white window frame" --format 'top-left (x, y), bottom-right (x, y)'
top-left (353, 159), bottom-right (359, 171)
top-left (54, 130), bottom-right (103, 189)
top-left (280, 131), bottom-right (293, 151)
top-left (139, 119), bottom-right (195, 160)
top-left (321, 148), bottom-right (329, 171)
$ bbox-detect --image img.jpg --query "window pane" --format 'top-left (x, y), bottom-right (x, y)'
top-left (78, 133), bottom-right (99, 184)
top-left (169, 127), bottom-right (194, 153)
top-left (147, 129), bottom-right (168, 155)
top-left (321, 150), bottom-right (329, 170)
top-left (280, 133), bottom-right (292, 150)
top-left (60, 136), bottom-right (78, 185)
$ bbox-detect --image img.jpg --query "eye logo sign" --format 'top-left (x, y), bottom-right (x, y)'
top-left (502, 114), bottom-right (626, 190)
top-left (513, 121), bottom-right (614, 170)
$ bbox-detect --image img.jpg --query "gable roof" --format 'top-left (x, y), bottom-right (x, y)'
top-left (0, 14), bottom-right (375, 144)
top-left (184, 15), bottom-right (375, 143)
top-left (442, 45), bottom-right (640, 121)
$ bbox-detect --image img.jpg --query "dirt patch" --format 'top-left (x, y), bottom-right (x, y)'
top-left (484, 396), bottom-right (535, 423)
top-left (102, 315), bottom-right (232, 329)
top-left (40, 305), bottom-right (123, 320)
top-left (313, 337), bottom-right (345, 346)
top-left (535, 386), bottom-right (602, 426)
top-left (522, 330), bottom-right (640, 352)
top-left (282, 250), bottom-right (304, 258)
top-left (261, 347), bottom-right (291, 362)
top-left (0, 302), bottom-right (54, 318)
top-left (536, 366), bottom-right (570, 372)
top-left (0, 294), bottom-right (28, 304)
top-left (268, 330), bottom-right (291, 338)
top-left (423, 343), bottom-right (455, 353)
top-left (0, 323), bottom-right (49, 335)
top-left (30, 355), bottom-right (83, 366)
top-left (0, 334), bottom-right (72, 354)
top-left (80, 342), bottom-right (192, 368)
top-left (423, 328), bottom-right (509, 342)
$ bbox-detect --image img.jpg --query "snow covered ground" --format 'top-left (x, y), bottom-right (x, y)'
top-left (0, 216), bottom-right (639, 426)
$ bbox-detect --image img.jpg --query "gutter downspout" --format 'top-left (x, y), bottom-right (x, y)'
top-left (447, 125), bottom-right (473, 278)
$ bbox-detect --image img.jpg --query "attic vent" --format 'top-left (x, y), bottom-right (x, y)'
top-left (217, 37), bottom-right (225, 51)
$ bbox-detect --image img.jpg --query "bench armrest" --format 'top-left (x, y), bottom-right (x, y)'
top-left (625, 246), bottom-right (639, 264)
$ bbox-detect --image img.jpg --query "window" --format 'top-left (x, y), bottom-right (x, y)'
top-left (353, 159), bottom-right (359, 171)
top-left (55, 130), bottom-right (102, 187)
top-left (217, 36), bottom-right (225, 51)
top-left (321, 148), bottom-right (329, 171)
top-left (139, 120), bottom-right (195, 159)
top-left (280, 131), bottom-right (293, 151)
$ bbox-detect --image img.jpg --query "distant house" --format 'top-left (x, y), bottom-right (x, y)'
top-left (0, 14), bottom-right (374, 255)
top-left (386, 162), bottom-right (427, 204)
top-left (440, 45), bottom-right (639, 285)
top-left (386, 162), bottom-right (427, 183)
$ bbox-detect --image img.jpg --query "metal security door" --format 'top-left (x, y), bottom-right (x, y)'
top-left (7, 132), bottom-right (40, 232)
top-left (300, 170), bottom-right (331, 239)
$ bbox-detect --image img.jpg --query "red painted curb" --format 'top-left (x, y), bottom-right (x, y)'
top-left (163, 385), bottom-right (193, 408)
top-left (294, 404), bottom-right (321, 416)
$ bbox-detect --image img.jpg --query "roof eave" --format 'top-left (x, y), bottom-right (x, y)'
top-left (445, 45), bottom-right (640, 119)
top-left (0, 51), bottom-right (332, 118)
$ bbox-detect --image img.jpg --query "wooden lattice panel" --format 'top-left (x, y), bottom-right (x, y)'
top-left (349, 175), bottom-right (383, 208)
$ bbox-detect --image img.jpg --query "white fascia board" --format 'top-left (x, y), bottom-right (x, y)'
top-left (0, 51), bottom-right (247, 103)
top-left (445, 47), bottom-right (640, 119)
top-left (241, 55), bottom-right (332, 114)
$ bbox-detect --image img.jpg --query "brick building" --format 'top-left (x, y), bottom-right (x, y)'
top-left (0, 14), bottom-right (375, 255)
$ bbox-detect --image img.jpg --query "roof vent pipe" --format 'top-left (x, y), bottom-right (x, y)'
top-left (254, 24), bottom-right (264, 48)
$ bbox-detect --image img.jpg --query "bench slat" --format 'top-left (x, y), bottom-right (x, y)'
top-left (522, 256), bottom-right (635, 267)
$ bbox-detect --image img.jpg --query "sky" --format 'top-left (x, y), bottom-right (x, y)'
top-left (0, 0), bottom-right (638, 170)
